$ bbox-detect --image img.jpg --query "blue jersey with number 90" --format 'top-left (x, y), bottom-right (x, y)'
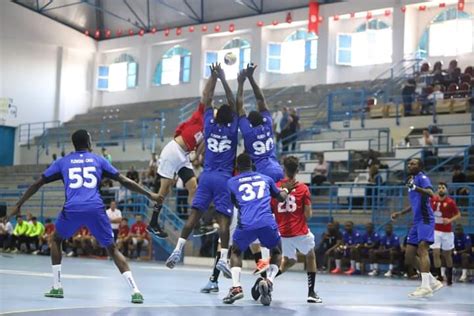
top-left (42, 151), bottom-right (119, 210)
top-left (227, 171), bottom-right (281, 230)
top-left (239, 111), bottom-right (276, 164)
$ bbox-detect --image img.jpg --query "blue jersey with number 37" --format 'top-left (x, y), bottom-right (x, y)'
top-left (42, 151), bottom-right (119, 210)
top-left (203, 108), bottom-right (238, 173)
top-left (227, 171), bottom-right (281, 230)
top-left (239, 111), bottom-right (276, 164)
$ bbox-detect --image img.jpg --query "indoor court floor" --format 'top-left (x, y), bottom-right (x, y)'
top-left (0, 254), bottom-right (472, 315)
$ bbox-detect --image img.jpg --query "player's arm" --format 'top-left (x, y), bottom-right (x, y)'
top-left (406, 177), bottom-right (434, 197)
top-left (304, 205), bottom-right (312, 220)
top-left (215, 63), bottom-right (236, 110)
top-left (391, 206), bottom-right (412, 221)
top-left (246, 63), bottom-right (268, 112)
top-left (303, 185), bottom-right (312, 219)
top-left (116, 174), bottom-right (160, 202)
top-left (6, 177), bottom-right (46, 220)
top-left (236, 69), bottom-right (246, 116)
top-left (444, 201), bottom-right (461, 224)
top-left (201, 64), bottom-right (218, 109)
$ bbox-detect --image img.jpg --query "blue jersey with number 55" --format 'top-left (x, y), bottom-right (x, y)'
top-left (42, 151), bottom-right (120, 210)
top-left (227, 171), bottom-right (281, 230)
top-left (203, 108), bottom-right (238, 173)
top-left (239, 111), bottom-right (276, 164)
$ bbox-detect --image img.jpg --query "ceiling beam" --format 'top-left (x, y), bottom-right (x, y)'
top-left (146, 0), bottom-right (151, 29)
top-left (234, 0), bottom-right (260, 14)
top-left (154, 0), bottom-right (200, 23)
top-left (39, 0), bottom-right (54, 12)
top-left (82, 0), bottom-right (140, 29)
top-left (41, 1), bottom-right (84, 12)
top-left (183, 0), bottom-right (202, 23)
top-left (123, 0), bottom-right (148, 29)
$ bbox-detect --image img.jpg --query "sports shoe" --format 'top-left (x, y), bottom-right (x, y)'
top-left (344, 268), bottom-right (356, 275)
top-left (66, 251), bottom-right (74, 257)
top-left (251, 277), bottom-right (263, 301)
top-left (10, 248), bottom-right (18, 254)
top-left (253, 259), bottom-right (270, 275)
top-left (330, 267), bottom-right (342, 274)
top-left (409, 287), bottom-right (433, 298)
top-left (259, 279), bottom-right (273, 306)
top-left (384, 270), bottom-right (393, 278)
top-left (131, 292), bottom-right (144, 304)
top-left (165, 250), bottom-right (181, 269)
top-left (223, 286), bottom-right (244, 304)
top-left (368, 270), bottom-right (378, 276)
top-left (201, 280), bottom-right (219, 293)
top-left (436, 275), bottom-right (444, 282)
top-left (216, 259), bottom-right (232, 279)
top-left (307, 291), bottom-right (323, 303)
top-left (32, 250), bottom-right (40, 255)
top-left (44, 288), bottom-right (64, 298)
top-left (430, 279), bottom-right (443, 292)
top-left (192, 225), bottom-right (218, 237)
top-left (459, 275), bottom-right (468, 282)
top-left (147, 225), bottom-right (168, 239)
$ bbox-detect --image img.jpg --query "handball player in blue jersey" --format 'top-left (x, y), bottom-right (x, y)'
top-left (223, 153), bottom-right (295, 306)
top-left (391, 158), bottom-right (443, 298)
top-left (165, 63), bottom-right (239, 276)
top-left (237, 63), bottom-right (284, 182)
top-left (6, 130), bottom-right (161, 303)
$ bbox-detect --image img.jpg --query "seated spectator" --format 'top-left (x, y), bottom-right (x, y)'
top-left (106, 200), bottom-right (122, 241)
top-left (311, 154), bottom-right (328, 187)
top-left (368, 224), bottom-right (401, 277)
top-left (128, 214), bottom-right (149, 259)
top-left (126, 166), bottom-right (140, 183)
top-left (329, 221), bottom-right (361, 275)
top-left (402, 79), bottom-right (416, 116)
top-left (316, 222), bottom-right (342, 271)
top-left (117, 218), bottom-right (130, 257)
top-left (29, 217), bottom-right (45, 255)
top-left (68, 226), bottom-right (96, 257)
top-left (454, 224), bottom-right (472, 283)
top-left (102, 147), bottom-right (112, 163)
top-left (427, 85), bottom-right (444, 112)
top-left (0, 217), bottom-right (13, 252)
top-left (357, 223), bottom-right (380, 273)
top-left (38, 218), bottom-right (55, 255)
top-left (452, 165), bottom-right (469, 199)
top-left (11, 215), bottom-right (31, 253)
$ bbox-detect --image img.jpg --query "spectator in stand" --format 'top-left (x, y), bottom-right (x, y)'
top-left (454, 224), bottom-right (472, 282)
top-left (402, 79), bottom-right (416, 116)
top-left (29, 217), bottom-right (45, 254)
top-left (316, 222), bottom-right (342, 271)
top-left (281, 108), bottom-right (300, 152)
top-left (38, 218), bottom-right (55, 255)
top-left (427, 85), bottom-right (444, 105)
top-left (102, 147), bottom-right (112, 163)
top-left (330, 221), bottom-right (362, 275)
top-left (311, 154), bottom-right (328, 188)
top-left (106, 201), bottom-right (122, 241)
top-left (272, 105), bottom-right (284, 141)
top-left (149, 152), bottom-right (158, 176)
top-left (129, 214), bottom-right (149, 259)
top-left (0, 217), bottom-right (13, 251)
top-left (126, 166), bottom-right (140, 183)
top-left (117, 218), bottom-right (131, 257)
top-left (11, 215), bottom-right (31, 253)
top-left (50, 153), bottom-right (57, 166)
top-left (452, 165), bottom-right (469, 200)
top-left (420, 128), bottom-right (436, 157)
top-left (357, 223), bottom-right (380, 274)
top-left (368, 224), bottom-right (401, 277)
top-left (280, 106), bottom-right (289, 133)
top-left (68, 226), bottom-right (96, 257)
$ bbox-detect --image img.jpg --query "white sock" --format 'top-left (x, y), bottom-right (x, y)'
top-left (52, 264), bottom-right (62, 289)
top-left (462, 269), bottom-right (468, 277)
top-left (261, 247), bottom-right (270, 260)
top-left (374, 263), bottom-right (379, 270)
top-left (336, 259), bottom-right (341, 269)
top-left (356, 262), bottom-right (361, 270)
top-left (175, 238), bottom-right (186, 252)
top-left (428, 272), bottom-right (438, 285)
top-left (220, 248), bottom-right (228, 261)
top-left (389, 264), bottom-right (393, 271)
top-left (441, 267), bottom-right (446, 277)
top-left (122, 271), bottom-right (140, 294)
top-left (350, 260), bottom-right (356, 269)
top-left (267, 264), bottom-right (279, 282)
top-left (421, 272), bottom-right (430, 289)
top-left (231, 267), bottom-right (241, 287)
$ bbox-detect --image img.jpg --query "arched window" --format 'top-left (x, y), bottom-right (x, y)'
top-left (153, 46), bottom-right (191, 86)
top-left (417, 8), bottom-right (472, 58)
top-left (267, 29), bottom-right (318, 73)
top-left (96, 53), bottom-right (138, 91)
top-left (204, 38), bottom-right (251, 79)
top-left (336, 19), bottom-right (392, 66)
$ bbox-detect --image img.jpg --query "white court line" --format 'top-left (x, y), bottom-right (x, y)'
top-left (0, 269), bottom-right (107, 279)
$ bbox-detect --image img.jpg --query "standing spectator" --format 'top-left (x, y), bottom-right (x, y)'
top-left (106, 201), bottom-right (122, 241)
top-left (29, 217), bottom-right (45, 254)
top-left (148, 153), bottom-right (158, 177)
top-left (281, 108), bottom-right (300, 152)
top-left (129, 214), bottom-right (149, 259)
top-left (117, 218), bottom-right (131, 257)
top-left (126, 166), bottom-right (140, 183)
top-left (330, 221), bottom-right (362, 275)
top-left (38, 218), bottom-right (55, 255)
top-left (272, 105), bottom-right (284, 140)
top-left (311, 154), bottom-right (328, 186)
top-left (316, 222), bottom-right (342, 271)
top-left (11, 215), bottom-right (31, 253)
top-left (0, 217), bottom-right (13, 251)
top-left (368, 224), bottom-right (401, 277)
top-left (454, 224), bottom-right (471, 282)
top-left (280, 107), bottom-right (289, 133)
top-left (102, 147), bottom-right (112, 163)
top-left (402, 79), bottom-right (416, 116)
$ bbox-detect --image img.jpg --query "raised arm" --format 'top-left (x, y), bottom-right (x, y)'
top-left (7, 177), bottom-right (46, 220)
top-left (201, 63), bottom-right (218, 109)
top-left (246, 63), bottom-right (268, 112)
top-left (215, 63), bottom-right (236, 110)
top-left (236, 69), bottom-right (246, 116)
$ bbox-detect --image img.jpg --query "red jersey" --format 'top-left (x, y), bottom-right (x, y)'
top-left (76, 226), bottom-right (90, 236)
top-left (118, 225), bottom-right (130, 238)
top-left (131, 222), bottom-right (148, 237)
top-left (45, 223), bottom-right (55, 235)
top-left (174, 103), bottom-right (204, 151)
top-left (431, 196), bottom-right (459, 232)
top-left (271, 179), bottom-right (311, 237)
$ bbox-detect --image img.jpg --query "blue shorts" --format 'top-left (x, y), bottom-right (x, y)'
top-left (192, 171), bottom-right (233, 217)
top-left (55, 209), bottom-right (114, 247)
top-left (255, 159), bottom-right (284, 183)
top-left (233, 225), bottom-right (281, 251)
top-left (407, 221), bottom-right (435, 246)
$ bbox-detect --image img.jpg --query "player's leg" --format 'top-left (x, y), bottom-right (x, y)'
top-left (431, 231), bottom-right (443, 280)
top-left (345, 246), bottom-right (360, 275)
top-left (368, 249), bottom-right (379, 275)
top-left (442, 232), bottom-right (455, 285)
top-left (386, 249), bottom-right (399, 277)
top-left (147, 176), bottom-right (173, 238)
top-left (214, 213), bottom-right (232, 277)
top-left (201, 242), bottom-right (221, 293)
top-left (331, 246), bottom-right (344, 274)
top-left (136, 238), bottom-right (144, 258)
top-left (459, 253), bottom-right (470, 282)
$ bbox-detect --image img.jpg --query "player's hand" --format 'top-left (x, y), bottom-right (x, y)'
top-left (215, 63), bottom-right (225, 80)
top-left (237, 69), bottom-right (246, 84)
top-left (245, 63), bottom-right (257, 78)
top-left (209, 63), bottom-right (219, 79)
top-left (442, 218), bottom-right (451, 225)
top-left (281, 180), bottom-right (298, 193)
top-left (391, 211), bottom-right (400, 221)
top-left (406, 177), bottom-right (416, 191)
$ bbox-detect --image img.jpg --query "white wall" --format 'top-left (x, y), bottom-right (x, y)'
top-left (0, 1), bottom-right (96, 126)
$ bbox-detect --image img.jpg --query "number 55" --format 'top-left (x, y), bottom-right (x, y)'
top-left (69, 167), bottom-right (98, 189)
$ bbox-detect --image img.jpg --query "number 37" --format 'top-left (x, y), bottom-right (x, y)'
top-left (239, 181), bottom-right (266, 201)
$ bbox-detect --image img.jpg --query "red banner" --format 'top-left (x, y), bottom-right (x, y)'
top-left (308, 1), bottom-right (319, 34)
